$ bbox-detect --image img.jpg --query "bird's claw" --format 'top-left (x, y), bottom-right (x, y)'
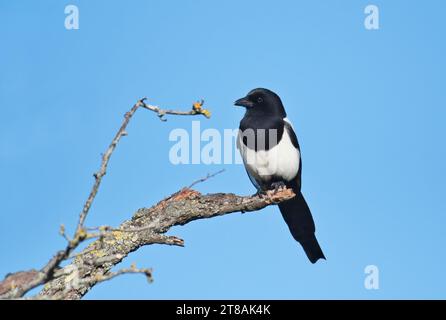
top-left (254, 190), bottom-right (268, 198)
top-left (271, 181), bottom-right (286, 193)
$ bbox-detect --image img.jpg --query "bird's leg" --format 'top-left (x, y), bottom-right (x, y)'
top-left (271, 181), bottom-right (286, 193)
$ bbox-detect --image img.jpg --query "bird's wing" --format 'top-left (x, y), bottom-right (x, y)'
top-left (283, 118), bottom-right (300, 150)
top-left (245, 165), bottom-right (261, 191)
top-left (283, 118), bottom-right (302, 190)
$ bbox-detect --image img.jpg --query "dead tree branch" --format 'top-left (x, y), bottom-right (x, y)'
top-left (36, 188), bottom-right (294, 299)
top-left (0, 97), bottom-right (210, 300)
top-left (0, 96), bottom-right (294, 300)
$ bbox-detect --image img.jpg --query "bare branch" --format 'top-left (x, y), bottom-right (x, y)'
top-left (76, 99), bottom-right (145, 232)
top-left (0, 270), bottom-right (39, 297)
top-left (33, 188), bottom-right (294, 299)
top-left (187, 169), bottom-right (226, 189)
top-left (0, 97), bottom-right (210, 300)
top-left (83, 265), bottom-right (153, 286)
top-left (141, 99), bottom-right (211, 121)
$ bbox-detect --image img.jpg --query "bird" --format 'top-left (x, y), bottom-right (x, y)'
top-left (234, 88), bottom-right (325, 264)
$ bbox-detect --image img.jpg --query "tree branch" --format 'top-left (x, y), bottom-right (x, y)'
top-left (0, 96), bottom-right (295, 300)
top-left (0, 97), bottom-right (211, 299)
top-left (36, 187), bottom-right (295, 299)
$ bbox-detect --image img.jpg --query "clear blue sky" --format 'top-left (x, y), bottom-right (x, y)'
top-left (1, 0), bottom-right (445, 299)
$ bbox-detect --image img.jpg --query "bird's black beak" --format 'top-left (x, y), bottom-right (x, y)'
top-left (234, 96), bottom-right (254, 108)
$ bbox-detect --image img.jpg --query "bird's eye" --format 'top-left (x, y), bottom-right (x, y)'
top-left (257, 97), bottom-right (263, 103)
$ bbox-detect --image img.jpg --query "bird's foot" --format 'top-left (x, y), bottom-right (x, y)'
top-left (253, 190), bottom-right (268, 198)
top-left (271, 181), bottom-right (286, 193)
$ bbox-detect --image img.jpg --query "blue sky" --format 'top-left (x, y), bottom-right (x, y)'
top-left (0, 0), bottom-right (445, 299)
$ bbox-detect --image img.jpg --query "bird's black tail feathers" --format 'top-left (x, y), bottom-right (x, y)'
top-left (278, 191), bottom-right (326, 264)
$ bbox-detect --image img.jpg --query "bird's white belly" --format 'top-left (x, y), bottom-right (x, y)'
top-left (237, 128), bottom-right (300, 182)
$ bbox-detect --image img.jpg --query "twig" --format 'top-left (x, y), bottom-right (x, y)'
top-left (141, 99), bottom-right (211, 121)
top-left (84, 265), bottom-right (153, 286)
top-left (76, 98), bottom-right (145, 232)
top-left (187, 169), bottom-right (226, 189)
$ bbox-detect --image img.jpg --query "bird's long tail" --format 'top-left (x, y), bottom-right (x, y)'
top-left (278, 191), bottom-right (326, 264)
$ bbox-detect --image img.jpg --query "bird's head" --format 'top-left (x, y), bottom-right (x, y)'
top-left (234, 88), bottom-right (286, 117)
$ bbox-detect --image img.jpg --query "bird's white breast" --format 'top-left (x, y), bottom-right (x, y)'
top-left (237, 126), bottom-right (300, 183)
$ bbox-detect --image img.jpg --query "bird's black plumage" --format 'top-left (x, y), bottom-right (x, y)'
top-left (235, 88), bottom-right (325, 264)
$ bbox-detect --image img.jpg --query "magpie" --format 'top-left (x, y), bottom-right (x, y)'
top-left (235, 88), bottom-right (325, 264)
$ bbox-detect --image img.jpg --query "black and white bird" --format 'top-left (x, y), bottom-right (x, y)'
top-left (235, 88), bottom-right (325, 264)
